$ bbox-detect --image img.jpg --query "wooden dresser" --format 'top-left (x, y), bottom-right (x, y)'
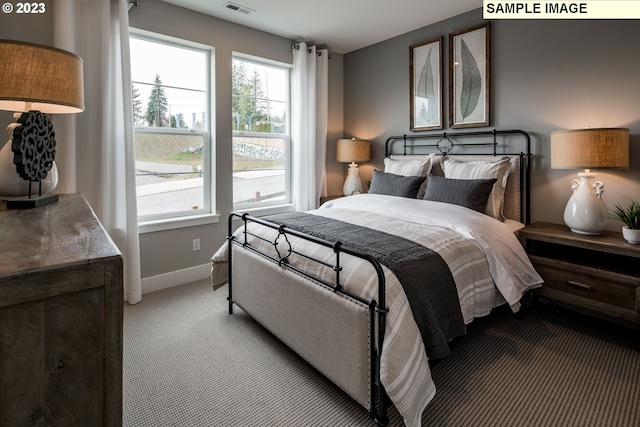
top-left (0, 193), bottom-right (123, 426)
top-left (519, 221), bottom-right (640, 328)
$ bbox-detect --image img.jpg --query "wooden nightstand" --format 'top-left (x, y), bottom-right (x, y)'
top-left (519, 222), bottom-right (640, 327)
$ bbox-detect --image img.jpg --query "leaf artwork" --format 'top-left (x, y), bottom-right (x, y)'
top-left (417, 47), bottom-right (434, 99)
top-left (459, 39), bottom-right (482, 120)
top-left (416, 47), bottom-right (437, 125)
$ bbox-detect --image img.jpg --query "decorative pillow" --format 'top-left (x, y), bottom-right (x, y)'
top-left (369, 170), bottom-right (427, 199)
top-left (442, 157), bottom-right (511, 221)
top-left (384, 155), bottom-right (433, 199)
top-left (423, 175), bottom-right (497, 213)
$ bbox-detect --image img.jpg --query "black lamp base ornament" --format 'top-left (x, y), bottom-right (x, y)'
top-left (5, 190), bottom-right (59, 209)
top-left (6, 194), bottom-right (59, 209)
top-left (5, 110), bottom-right (58, 209)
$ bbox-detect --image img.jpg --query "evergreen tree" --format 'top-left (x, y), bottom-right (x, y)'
top-left (146, 74), bottom-right (169, 127)
top-left (232, 62), bottom-right (267, 132)
top-left (131, 84), bottom-right (143, 125)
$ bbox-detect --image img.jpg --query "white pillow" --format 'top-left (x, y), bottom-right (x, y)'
top-left (442, 157), bottom-right (511, 221)
top-left (384, 154), bottom-right (433, 198)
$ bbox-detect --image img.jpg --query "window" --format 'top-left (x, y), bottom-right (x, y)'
top-left (232, 55), bottom-right (290, 208)
top-left (129, 33), bottom-right (212, 223)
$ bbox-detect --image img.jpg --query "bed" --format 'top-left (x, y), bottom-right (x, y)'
top-left (211, 129), bottom-right (543, 427)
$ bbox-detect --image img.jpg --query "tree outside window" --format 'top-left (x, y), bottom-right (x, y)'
top-left (130, 34), bottom-right (210, 221)
top-left (232, 56), bottom-right (289, 207)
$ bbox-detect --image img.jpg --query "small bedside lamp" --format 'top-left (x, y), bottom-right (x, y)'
top-left (551, 128), bottom-right (629, 235)
top-left (0, 39), bottom-right (84, 209)
top-left (337, 138), bottom-right (370, 196)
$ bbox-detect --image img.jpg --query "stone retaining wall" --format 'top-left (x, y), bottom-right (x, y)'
top-left (233, 138), bottom-right (285, 160)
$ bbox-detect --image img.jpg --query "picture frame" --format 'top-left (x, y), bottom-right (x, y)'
top-left (410, 36), bottom-right (442, 131)
top-left (449, 22), bottom-right (490, 128)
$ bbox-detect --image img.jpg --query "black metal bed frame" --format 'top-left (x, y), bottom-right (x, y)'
top-left (227, 212), bottom-right (390, 424)
top-left (227, 128), bottom-right (531, 426)
top-left (385, 129), bottom-right (532, 224)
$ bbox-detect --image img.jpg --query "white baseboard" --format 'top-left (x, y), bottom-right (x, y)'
top-left (141, 263), bottom-right (211, 295)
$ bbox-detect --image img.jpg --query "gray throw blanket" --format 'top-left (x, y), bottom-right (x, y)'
top-left (263, 212), bottom-right (466, 359)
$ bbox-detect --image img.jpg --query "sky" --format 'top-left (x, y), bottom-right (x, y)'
top-left (130, 36), bottom-right (207, 127)
top-left (129, 36), bottom-right (288, 129)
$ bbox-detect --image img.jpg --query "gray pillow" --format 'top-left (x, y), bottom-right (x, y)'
top-left (369, 170), bottom-right (427, 198)
top-left (423, 175), bottom-right (497, 213)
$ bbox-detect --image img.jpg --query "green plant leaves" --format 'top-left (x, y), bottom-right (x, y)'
top-left (459, 39), bottom-right (482, 120)
top-left (416, 47), bottom-right (437, 125)
top-left (611, 200), bottom-right (640, 229)
top-left (417, 47), bottom-right (434, 100)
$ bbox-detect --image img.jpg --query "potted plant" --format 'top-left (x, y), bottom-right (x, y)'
top-left (610, 200), bottom-right (640, 244)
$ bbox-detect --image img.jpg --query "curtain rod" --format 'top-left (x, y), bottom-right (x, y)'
top-left (291, 43), bottom-right (331, 58)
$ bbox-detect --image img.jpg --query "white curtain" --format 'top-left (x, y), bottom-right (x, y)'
top-left (54, 0), bottom-right (142, 304)
top-left (291, 42), bottom-right (329, 212)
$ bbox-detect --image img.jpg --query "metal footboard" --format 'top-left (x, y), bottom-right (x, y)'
top-left (227, 212), bottom-right (390, 425)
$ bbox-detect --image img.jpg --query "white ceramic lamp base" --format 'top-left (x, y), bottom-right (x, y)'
top-left (343, 162), bottom-right (363, 196)
top-left (563, 171), bottom-right (608, 235)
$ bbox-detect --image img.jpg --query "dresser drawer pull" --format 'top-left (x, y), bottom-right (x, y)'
top-left (566, 281), bottom-right (595, 291)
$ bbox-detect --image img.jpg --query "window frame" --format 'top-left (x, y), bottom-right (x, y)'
top-left (129, 30), bottom-right (218, 232)
top-left (231, 53), bottom-right (292, 213)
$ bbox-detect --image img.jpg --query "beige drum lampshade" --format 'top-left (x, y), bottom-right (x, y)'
top-left (337, 138), bottom-right (370, 196)
top-left (550, 127), bottom-right (629, 235)
top-left (0, 40), bottom-right (84, 206)
top-left (550, 128), bottom-right (629, 170)
top-left (337, 138), bottom-right (371, 163)
top-left (0, 39), bottom-right (84, 114)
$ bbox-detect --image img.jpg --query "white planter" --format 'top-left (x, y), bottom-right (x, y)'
top-left (622, 226), bottom-right (640, 245)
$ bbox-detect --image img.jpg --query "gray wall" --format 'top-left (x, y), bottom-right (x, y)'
top-left (0, 0), bottom-right (54, 140)
top-left (343, 9), bottom-right (640, 229)
top-left (0, 3), bottom-right (52, 46)
top-left (0, 0), bottom-right (344, 281)
top-left (131, 1), bottom-right (343, 279)
top-left (129, 0), bottom-right (290, 278)
top-left (5, 4), bottom-right (637, 282)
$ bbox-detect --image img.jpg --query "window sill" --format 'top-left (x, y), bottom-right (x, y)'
top-left (231, 203), bottom-right (294, 218)
top-left (138, 213), bottom-right (220, 234)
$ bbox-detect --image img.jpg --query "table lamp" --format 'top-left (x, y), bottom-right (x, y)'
top-left (337, 138), bottom-right (370, 196)
top-left (0, 39), bottom-right (84, 209)
top-left (551, 128), bottom-right (629, 235)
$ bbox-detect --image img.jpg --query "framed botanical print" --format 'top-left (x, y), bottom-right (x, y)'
top-left (410, 36), bottom-right (442, 131)
top-left (449, 23), bottom-right (490, 128)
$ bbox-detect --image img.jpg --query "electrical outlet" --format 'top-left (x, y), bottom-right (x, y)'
top-left (192, 238), bottom-right (200, 251)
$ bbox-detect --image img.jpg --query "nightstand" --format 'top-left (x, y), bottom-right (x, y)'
top-left (519, 222), bottom-right (640, 327)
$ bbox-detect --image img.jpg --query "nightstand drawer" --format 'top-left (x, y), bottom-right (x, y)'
top-left (531, 255), bottom-right (640, 312)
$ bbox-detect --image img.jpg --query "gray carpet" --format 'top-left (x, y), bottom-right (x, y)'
top-left (123, 279), bottom-right (640, 426)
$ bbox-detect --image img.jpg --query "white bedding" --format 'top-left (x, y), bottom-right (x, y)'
top-left (321, 194), bottom-right (541, 307)
top-left (211, 194), bottom-right (543, 426)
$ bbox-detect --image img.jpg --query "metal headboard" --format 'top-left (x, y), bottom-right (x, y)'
top-left (384, 129), bottom-right (532, 224)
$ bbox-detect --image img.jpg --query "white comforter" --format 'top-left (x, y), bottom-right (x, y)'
top-left (321, 194), bottom-right (542, 307)
top-left (212, 194), bottom-right (543, 426)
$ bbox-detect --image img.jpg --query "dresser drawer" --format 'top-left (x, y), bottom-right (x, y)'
top-left (530, 255), bottom-right (640, 312)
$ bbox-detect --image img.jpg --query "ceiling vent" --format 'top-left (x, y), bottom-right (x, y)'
top-left (224, 2), bottom-right (254, 14)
